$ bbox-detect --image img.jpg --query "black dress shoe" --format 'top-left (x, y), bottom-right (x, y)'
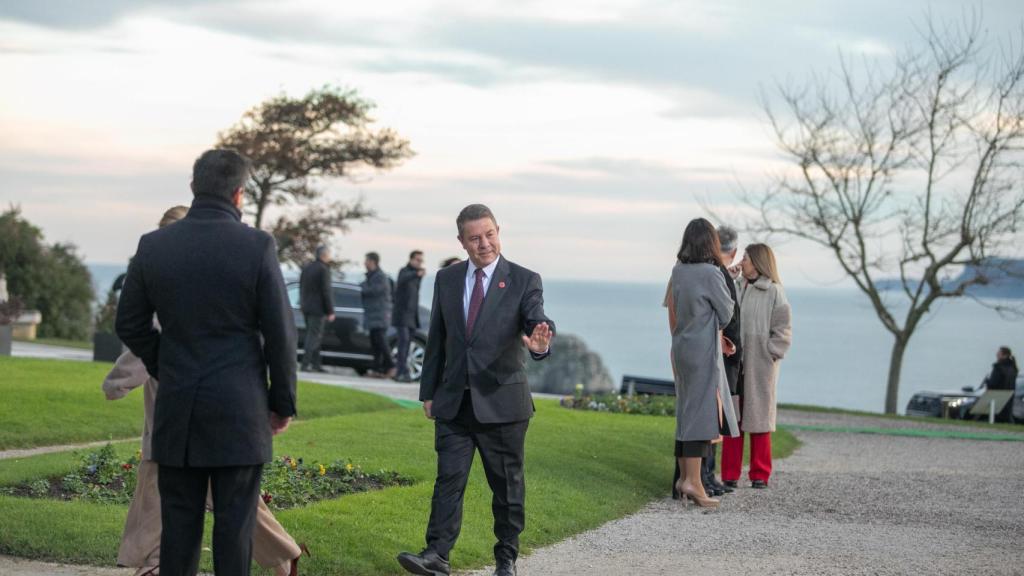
top-left (722, 480), bottom-right (738, 489)
top-left (751, 480), bottom-right (768, 489)
top-left (397, 550), bottom-right (451, 576)
top-left (708, 478), bottom-right (734, 494)
top-left (494, 559), bottom-right (516, 576)
top-left (671, 484), bottom-right (681, 500)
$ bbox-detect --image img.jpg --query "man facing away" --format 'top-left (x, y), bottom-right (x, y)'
top-left (393, 250), bottom-right (426, 382)
top-left (361, 251), bottom-right (396, 378)
top-left (397, 204), bottom-right (555, 576)
top-left (116, 149), bottom-right (297, 576)
top-left (299, 245), bottom-right (336, 372)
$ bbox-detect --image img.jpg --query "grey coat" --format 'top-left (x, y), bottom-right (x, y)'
top-left (666, 262), bottom-right (739, 442)
top-left (738, 276), bottom-right (792, 433)
top-left (360, 268), bottom-right (392, 330)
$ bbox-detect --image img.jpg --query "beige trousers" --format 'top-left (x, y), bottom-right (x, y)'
top-left (117, 461), bottom-right (301, 576)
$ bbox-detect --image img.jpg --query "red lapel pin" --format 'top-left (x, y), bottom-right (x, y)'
top-left (498, 281), bottom-right (506, 288)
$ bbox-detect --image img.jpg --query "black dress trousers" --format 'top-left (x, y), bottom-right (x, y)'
top-left (426, 391), bottom-right (529, 564)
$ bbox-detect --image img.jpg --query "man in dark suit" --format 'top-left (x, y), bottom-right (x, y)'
top-left (299, 245), bottom-right (335, 372)
top-left (397, 204), bottom-right (554, 576)
top-left (116, 149), bottom-right (297, 576)
top-left (393, 250), bottom-right (425, 382)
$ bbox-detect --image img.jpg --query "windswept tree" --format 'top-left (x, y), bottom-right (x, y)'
top-left (217, 86), bottom-right (413, 268)
top-left (748, 16), bottom-right (1024, 414)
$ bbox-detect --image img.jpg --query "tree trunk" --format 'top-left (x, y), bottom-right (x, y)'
top-left (884, 335), bottom-right (909, 415)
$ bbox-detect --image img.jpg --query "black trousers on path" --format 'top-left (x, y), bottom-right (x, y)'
top-left (158, 464), bottom-right (263, 576)
top-left (426, 391), bottom-right (528, 564)
top-left (369, 327), bottom-right (395, 373)
top-left (302, 314), bottom-right (325, 370)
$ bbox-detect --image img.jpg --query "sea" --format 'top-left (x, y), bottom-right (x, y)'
top-left (87, 264), bottom-right (1022, 414)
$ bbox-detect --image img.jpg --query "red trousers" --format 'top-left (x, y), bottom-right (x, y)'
top-left (721, 431), bottom-right (772, 483)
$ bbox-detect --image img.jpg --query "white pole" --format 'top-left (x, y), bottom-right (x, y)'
top-left (989, 399), bottom-right (996, 424)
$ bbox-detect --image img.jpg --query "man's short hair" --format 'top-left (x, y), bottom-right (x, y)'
top-left (409, 250), bottom-right (423, 261)
top-left (191, 149), bottom-right (251, 201)
top-left (315, 245), bottom-right (329, 260)
top-left (365, 252), bottom-right (380, 264)
top-left (718, 225), bottom-right (739, 253)
top-left (456, 204), bottom-right (498, 236)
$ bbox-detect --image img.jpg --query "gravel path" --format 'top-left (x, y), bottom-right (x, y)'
top-left (466, 429), bottom-right (1024, 576)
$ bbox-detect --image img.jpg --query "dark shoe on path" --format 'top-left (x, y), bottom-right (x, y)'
top-left (311, 367), bottom-right (328, 373)
top-left (709, 478), bottom-right (734, 494)
top-left (393, 374), bottom-right (414, 383)
top-left (751, 480), bottom-right (769, 489)
top-left (397, 550), bottom-right (451, 576)
top-left (722, 480), bottom-right (738, 489)
top-left (493, 559), bottom-right (516, 576)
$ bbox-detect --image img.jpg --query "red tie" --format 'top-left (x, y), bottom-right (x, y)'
top-left (466, 267), bottom-right (485, 335)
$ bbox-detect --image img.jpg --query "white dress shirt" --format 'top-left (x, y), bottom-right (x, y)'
top-left (463, 256), bottom-right (500, 321)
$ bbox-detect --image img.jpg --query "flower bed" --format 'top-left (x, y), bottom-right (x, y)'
top-left (560, 391), bottom-right (675, 416)
top-left (1, 444), bottom-right (413, 510)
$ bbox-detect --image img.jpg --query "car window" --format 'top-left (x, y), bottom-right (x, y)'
top-left (333, 286), bottom-right (362, 309)
top-left (287, 284), bottom-right (300, 309)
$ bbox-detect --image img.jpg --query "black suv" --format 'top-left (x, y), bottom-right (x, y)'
top-left (287, 281), bottom-right (430, 380)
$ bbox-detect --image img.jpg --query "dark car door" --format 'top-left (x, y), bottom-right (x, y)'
top-left (328, 284), bottom-right (373, 360)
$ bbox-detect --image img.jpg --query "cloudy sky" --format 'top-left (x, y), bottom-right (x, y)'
top-left (1, 0), bottom-right (1022, 285)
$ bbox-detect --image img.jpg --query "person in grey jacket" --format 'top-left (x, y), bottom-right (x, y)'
top-left (361, 251), bottom-right (395, 378)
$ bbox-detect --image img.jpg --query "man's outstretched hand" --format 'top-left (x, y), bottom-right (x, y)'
top-left (522, 322), bottom-right (553, 355)
top-left (270, 412), bottom-right (292, 436)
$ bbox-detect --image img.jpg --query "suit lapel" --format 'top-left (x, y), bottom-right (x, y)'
top-left (468, 256), bottom-right (511, 344)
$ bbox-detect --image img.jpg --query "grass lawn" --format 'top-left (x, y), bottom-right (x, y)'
top-left (778, 402), bottom-right (1024, 434)
top-left (0, 357), bottom-right (800, 575)
top-left (0, 356), bottom-right (399, 450)
top-left (14, 337), bottom-right (93, 350)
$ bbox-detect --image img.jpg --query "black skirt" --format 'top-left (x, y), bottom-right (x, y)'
top-left (674, 440), bottom-right (711, 458)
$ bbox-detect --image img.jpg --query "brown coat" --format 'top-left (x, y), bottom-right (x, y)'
top-left (738, 276), bottom-right (792, 433)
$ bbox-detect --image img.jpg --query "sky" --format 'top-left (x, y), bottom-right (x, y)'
top-left (1, 0), bottom-right (1022, 286)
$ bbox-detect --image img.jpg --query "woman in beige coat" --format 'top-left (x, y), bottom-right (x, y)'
top-left (720, 243), bottom-right (792, 489)
top-left (103, 205), bottom-right (306, 576)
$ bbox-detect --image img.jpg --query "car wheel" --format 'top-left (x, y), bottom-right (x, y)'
top-left (391, 337), bottom-right (426, 381)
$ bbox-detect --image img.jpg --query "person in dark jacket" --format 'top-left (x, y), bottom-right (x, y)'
top-left (987, 346), bottom-right (1019, 421)
top-left (116, 149), bottom-right (297, 576)
top-left (987, 347), bottom-right (1019, 390)
top-left (361, 252), bottom-right (395, 378)
top-left (396, 204), bottom-right (554, 576)
top-left (393, 250), bottom-right (425, 382)
top-left (299, 246), bottom-right (336, 372)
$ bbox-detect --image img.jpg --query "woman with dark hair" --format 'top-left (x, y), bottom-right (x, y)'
top-left (664, 218), bottom-right (738, 508)
top-left (721, 243), bottom-right (792, 489)
top-left (987, 347), bottom-right (1019, 390)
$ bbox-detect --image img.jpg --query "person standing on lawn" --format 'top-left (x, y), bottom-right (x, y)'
top-left (361, 251), bottom-right (396, 378)
top-left (104, 204), bottom-right (307, 576)
top-left (397, 204), bottom-right (555, 576)
top-left (721, 243), bottom-right (792, 489)
top-left (299, 245), bottom-right (336, 373)
top-left (393, 250), bottom-right (426, 382)
top-left (116, 149), bottom-right (297, 576)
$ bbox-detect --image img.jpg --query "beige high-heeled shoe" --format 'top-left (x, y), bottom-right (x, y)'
top-left (674, 481), bottom-right (720, 509)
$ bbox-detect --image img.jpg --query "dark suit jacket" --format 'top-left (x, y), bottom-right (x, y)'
top-left (115, 196), bottom-right (297, 468)
top-left (299, 259), bottom-right (334, 317)
top-left (392, 264), bottom-right (422, 329)
top-left (720, 265), bottom-right (743, 394)
top-left (419, 256), bottom-right (554, 423)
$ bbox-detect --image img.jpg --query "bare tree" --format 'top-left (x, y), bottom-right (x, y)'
top-left (748, 15), bottom-right (1024, 414)
top-left (217, 85), bottom-right (413, 268)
